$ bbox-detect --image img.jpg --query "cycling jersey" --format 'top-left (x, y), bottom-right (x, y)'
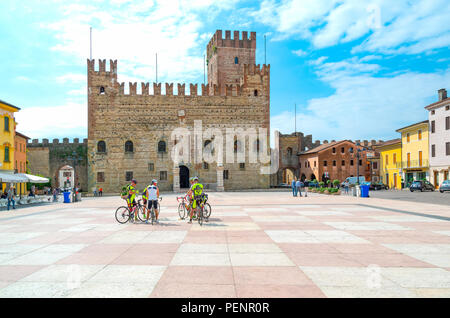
top-left (147, 185), bottom-right (158, 200)
top-left (126, 184), bottom-right (138, 205)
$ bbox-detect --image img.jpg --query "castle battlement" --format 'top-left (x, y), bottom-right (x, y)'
top-left (28, 138), bottom-right (88, 147)
top-left (243, 64), bottom-right (270, 76)
top-left (207, 30), bottom-right (256, 57)
top-left (115, 82), bottom-right (247, 97)
top-left (87, 59), bottom-right (117, 74)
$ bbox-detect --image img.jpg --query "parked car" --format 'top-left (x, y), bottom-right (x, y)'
top-left (439, 180), bottom-right (450, 193)
top-left (364, 182), bottom-right (388, 190)
top-left (345, 176), bottom-right (365, 185)
top-left (409, 180), bottom-right (435, 192)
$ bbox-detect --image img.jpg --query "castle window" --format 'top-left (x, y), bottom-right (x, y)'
top-left (158, 140), bottom-right (167, 153)
top-left (240, 163), bottom-right (245, 170)
top-left (204, 140), bottom-right (213, 154)
top-left (234, 57), bottom-right (239, 64)
top-left (100, 86), bottom-right (105, 94)
top-left (97, 172), bottom-right (105, 183)
top-left (125, 140), bottom-right (134, 153)
top-left (333, 160), bottom-right (336, 166)
top-left (4, 146), bottom-right (10, 162)
top-left (254, 90), bottom-right (258, 96)
top-left (203, 162), bottom-right (209, 170)
top-left (234, 140), bottom-right (242, 153)
top-left (4, 116), bottom-right (9, 132)
top-left (160, 171), bottom-right (167, 181)
top-left (97, 141), bottom-right (106, 153)
top-left (125, 171), bottom-right (133, 181)
top-left (223, 170), bottom-right (229, 180)
top-left (148, 163), bottom-right (154, 171)
top-left (255, 139), bottom-right (260, 152)
top-left (332, 147), bottom-right (336, 154)
top-left (286, 147), bottom-right (293, 156)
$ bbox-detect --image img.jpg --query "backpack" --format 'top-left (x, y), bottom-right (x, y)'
top-left (120, 186), bottom-right (128, 200)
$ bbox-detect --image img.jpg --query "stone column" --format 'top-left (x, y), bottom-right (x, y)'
top-left (216, 164), bottom-right (224, 192)
top-left (173, 166), bottom-right (180, 193)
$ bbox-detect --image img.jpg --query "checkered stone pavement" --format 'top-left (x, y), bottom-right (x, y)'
top-left (0, 191), bottom-right (449, 298)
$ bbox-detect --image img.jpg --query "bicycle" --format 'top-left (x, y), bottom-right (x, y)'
top-left (202, 193), bottom-right (211, 220)
top-left (146, 197), bottom-right (162, 225)
top-left (115, 200), bottom-right (145, 224)
top-left (193, 195), bottom-right (206, 226)
top-left (177, 195), bottom-right (189, 220)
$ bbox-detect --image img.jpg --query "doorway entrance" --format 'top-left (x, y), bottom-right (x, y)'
top-left (434, 171), bottom-right (439, 189)
top-left (179, 165), bottom-right (190, 188)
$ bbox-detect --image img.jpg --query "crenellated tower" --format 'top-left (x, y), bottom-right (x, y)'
top-left (87, 59), bottom-right (117, 139)
top-left (206, 30), bottom-right (256, 89)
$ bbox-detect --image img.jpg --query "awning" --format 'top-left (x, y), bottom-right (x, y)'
top-left (16, 173), bottom-right (50, 183)
top-left (0, 172), bottom-right (28, 183)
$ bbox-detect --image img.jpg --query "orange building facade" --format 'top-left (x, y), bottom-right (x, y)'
top-left (15, 131), bottom-right (29, 195)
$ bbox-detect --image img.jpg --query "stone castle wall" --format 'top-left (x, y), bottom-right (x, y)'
top-left (27, 138), bottom-right (88, 191)
top-left (87, 41), bottom-right (271, 193)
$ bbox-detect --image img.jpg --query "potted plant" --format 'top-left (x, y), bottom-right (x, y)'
top-left (333, 179), bottom-right (340, 188)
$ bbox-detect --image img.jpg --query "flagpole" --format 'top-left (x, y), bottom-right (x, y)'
top-left (294, 103), bottom-right (297, 134)
top-left (89, 27), bottom-right (92, 60)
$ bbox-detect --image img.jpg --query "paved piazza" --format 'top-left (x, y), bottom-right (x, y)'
top-left (0, 191), bottom-right (449, 298)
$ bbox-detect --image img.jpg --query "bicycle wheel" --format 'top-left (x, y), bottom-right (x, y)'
top-left (178, 202), bottom-right (186, 219)
top-left (137, 205), bottom-right (147, 222)
top-left (197, 206), bottom-right (203, 226)
top-left (151, 208), bottom-right (156, 225)
top-left (203, 203), bottom-right (211, 219)
top-left (115, 206), bottom-right (130, 224)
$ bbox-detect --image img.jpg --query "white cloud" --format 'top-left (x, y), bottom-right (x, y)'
top-left (15, 102), bottom-right (87, 139)
top-left (292, 49), bottom-right (307, 57)
top-left (43, 0), bottom-right (240, 85)
top-left (271, 59), bottom-right (450, 141)
top-left (254, 0), bottom-right (450, 55)
top-left (56, 73), bottom-right (85, 84)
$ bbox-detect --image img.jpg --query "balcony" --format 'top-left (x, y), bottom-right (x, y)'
top-left (402, 159), bottom-right (429, 169)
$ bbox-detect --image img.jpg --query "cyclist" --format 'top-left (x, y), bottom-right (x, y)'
top-left (184, 177), bottom-right (195, 216)
top-left (145, 179), bottom-right (160, 223)
top-left (126, 179), bottom-right (139, 222)
top-left (188, 176), bottom-right (203, 224)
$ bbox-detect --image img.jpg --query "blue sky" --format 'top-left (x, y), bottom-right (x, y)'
top-left (1, 0), bottom-right (449, 143)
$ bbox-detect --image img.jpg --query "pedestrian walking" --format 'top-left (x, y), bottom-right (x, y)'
top-left (291, 178), bottom-right (297, 197)
top-left (52, 188), bottom-right (57, 202)
top-left (304, 180), bottom-right (309, 197)
top-left (99, 187), bottom-right (103, 197)
top-left (296, 179), bottom-right (302, 197)
top-left (344, 181), bottom-right (349, 194)
top-left (93, 187), bottom-right (97, 197)
top-left (7, 186), bottom-right (16, 210)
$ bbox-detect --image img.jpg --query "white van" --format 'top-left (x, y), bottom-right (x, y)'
top-left (345, 176), bottom-right (365, 185)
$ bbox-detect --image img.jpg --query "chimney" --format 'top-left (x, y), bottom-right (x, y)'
top-left (438, 88), bottom-right (447, 101)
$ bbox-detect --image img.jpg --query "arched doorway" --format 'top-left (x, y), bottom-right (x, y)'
top-left (282, 168), bottom-right (295, 184)
top-left (300, 173), bottom-right (306, 181)
top-left (310, 174), bottom-right (316, 181)
top-left (179, 165), bottom-right (190, 188)
top-left (58, 165), bottom-right (74, 189)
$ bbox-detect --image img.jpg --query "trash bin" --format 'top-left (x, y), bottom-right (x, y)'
top-left (360, 185), bottom-right (370, 198)
top-left (63, 191), bottom-right (71, 203)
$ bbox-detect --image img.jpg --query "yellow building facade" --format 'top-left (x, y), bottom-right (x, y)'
top-left (0, 99), bottom-right (20, 192)
top-left (377, 139), bottom-right (402, 189)
top-left (396, 120), bottom-right (429, 186)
